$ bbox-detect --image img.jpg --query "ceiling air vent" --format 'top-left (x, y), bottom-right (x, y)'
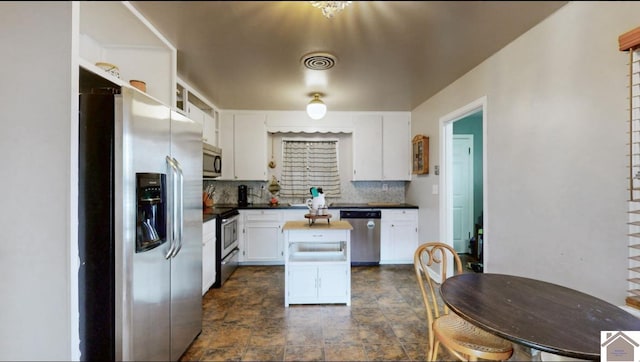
top-left (301, 52), bottom-right (337, 71)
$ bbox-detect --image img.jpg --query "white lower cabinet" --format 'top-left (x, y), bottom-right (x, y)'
top-left (202, 219), bottom-right (216, 295)
top-left (287, 264), bottom-right (349, 304)
top-left (380, 209), bottom-right (419, 264)
top-left (240, 210), bottom-right (284, 264)
top-left (283, 220), bottom-right (352, 307)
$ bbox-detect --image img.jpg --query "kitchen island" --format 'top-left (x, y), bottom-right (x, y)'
top-left (283, 220), bottom-right (352, 307)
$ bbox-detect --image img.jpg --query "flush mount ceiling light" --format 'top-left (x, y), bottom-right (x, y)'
top-left (306, 93), bottom-right (327, 120)
top-left (309, 1), bottom-right (352, 19)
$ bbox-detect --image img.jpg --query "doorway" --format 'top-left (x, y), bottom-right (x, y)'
top-left (439, 97), bottom-right (486, 269)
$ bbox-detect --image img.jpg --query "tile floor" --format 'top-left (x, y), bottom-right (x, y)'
top-left (180, 261), bottom-right (531, 361)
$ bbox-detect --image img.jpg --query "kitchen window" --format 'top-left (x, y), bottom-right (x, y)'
top-left (280, 139), bottom-right (341, 199)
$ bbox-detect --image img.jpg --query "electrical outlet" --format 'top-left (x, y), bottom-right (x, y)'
top-left (382, 183), bottom-right (388, 191)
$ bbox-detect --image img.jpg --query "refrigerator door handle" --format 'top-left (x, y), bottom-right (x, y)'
top-left (165, 155), bottom-right (179, 259)
top-left (170, 157), bottom-right (184, 258)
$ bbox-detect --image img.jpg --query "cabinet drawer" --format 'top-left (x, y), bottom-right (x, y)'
top-left (382, 209), bottom-right (418, 221)
top-left (244, 210), bottom-right (283, 222)
top-left (286, 229), bottom-right (347, 242)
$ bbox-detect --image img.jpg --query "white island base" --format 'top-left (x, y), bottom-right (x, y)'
top-left (283, 220), bottom-right (352, 307)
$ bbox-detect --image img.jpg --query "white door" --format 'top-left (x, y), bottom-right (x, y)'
top-left (452, 135), bottom-right (474, 253)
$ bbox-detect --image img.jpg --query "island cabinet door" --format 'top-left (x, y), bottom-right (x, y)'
top-left (317, 265), bottom-right (349, 301)
top-left (287, 265), bottom-right (319, 302)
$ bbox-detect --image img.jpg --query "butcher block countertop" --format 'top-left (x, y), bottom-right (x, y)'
top-left (282, 220), bottom-right (353, 231)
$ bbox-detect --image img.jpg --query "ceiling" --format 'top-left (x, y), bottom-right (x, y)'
top-left (130, 1), bottom-right (567, 112)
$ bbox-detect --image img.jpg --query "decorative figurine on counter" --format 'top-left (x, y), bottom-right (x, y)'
top-left (306, 187), bottom-right (326, 214)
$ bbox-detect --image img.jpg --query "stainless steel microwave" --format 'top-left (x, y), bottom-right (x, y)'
top-left (203, 143), bottom-right (222, 178)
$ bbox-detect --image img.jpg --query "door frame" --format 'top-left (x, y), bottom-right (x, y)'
top-left (439, 96), bottom-right (487, 263)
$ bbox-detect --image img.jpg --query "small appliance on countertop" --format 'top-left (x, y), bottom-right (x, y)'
top-left (238, 185), bottom-right (248, 206)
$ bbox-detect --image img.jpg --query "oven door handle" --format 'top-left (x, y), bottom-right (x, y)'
top-left (221, 248), bottom-right (240, 264)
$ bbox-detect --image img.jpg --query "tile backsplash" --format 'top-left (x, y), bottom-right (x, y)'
top-left (203, 179), bottom-right (406, 205)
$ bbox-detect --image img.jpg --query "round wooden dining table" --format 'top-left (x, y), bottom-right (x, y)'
top-left (440, 273), bottom-right (640, 360)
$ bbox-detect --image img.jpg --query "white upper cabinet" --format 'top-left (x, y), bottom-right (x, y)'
top-left (78, 1), bottom-right (176, 106)
top-left (219, 112), bottom-right (235, 180)
top-left (202, 111), bottom-right (219, 147)
top-left (352, 115), bottom-right (383, 181)
top-left (234, 114), bottom-right (267, 180)
top-left (352, 113), bottom-right (411, 181)
top-left (219, 112), bottom-right (267, 181)
top-left (382, 113), bottom-right (411, 181)
top-left (187, 102), bottom-right (205, 126)
top-left (179, 77), bottom-right (220, 147)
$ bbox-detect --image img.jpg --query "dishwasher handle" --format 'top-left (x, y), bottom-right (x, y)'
top-left (339, 210), bottom-right (381, 219)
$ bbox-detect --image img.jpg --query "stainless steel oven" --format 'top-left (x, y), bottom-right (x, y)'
top-left (215, 209), bottom-right (239, 287)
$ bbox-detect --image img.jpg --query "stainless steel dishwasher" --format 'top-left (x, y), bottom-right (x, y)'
top-left (340, 210), bottom-right (381, 266)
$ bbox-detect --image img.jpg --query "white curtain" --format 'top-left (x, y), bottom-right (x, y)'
top-left (280, 140), bottom-right (341, 198)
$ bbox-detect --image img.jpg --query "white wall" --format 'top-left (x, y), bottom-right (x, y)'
top-left (408, 1), bottom-right (638, 305)
top-left (0, 3), bottom-right (76, 359)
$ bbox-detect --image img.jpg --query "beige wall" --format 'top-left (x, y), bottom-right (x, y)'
top-left (408, 1), bottom-right (639, 305)
top-left (0, 2), bottom-right (76, 360)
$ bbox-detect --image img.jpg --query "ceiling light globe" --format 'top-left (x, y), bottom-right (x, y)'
top-left (306, 95), bottom-right (327, 120)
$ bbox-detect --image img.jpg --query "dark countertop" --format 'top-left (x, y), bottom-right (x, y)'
top-left (203, 203), bottom-right (418, 223)
top-left (202, 206), bottom-right (237, 223)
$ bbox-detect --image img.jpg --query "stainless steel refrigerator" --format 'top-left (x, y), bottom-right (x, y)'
top-left (78, 86), bottom-right (202, 361)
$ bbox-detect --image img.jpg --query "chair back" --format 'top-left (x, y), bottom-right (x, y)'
top-left (413, 242), bottom-right (463, 339)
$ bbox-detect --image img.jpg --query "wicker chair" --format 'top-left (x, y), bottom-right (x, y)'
top-left (414, 242), bottom-right (513, 361)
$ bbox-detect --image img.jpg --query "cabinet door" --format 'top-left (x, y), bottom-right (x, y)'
top-left (383, 114), bottom-right (411, 180)
top-left (202, 112), bottom-right (215, 146)
top-left (352, 114), bottom-right (382, 180)
top-left (287, 265), bottom-right (319, 303)
top-left (233, 114), bottom-right (267, 180)
top-left (380, 219), bottom-right (393, 263)
top-left (202, 221), bottom-right (216, 294)
top-left (244, 223), bottom-right (282, 262)
top-left (389, 221), bottom-right (418, 263)
top-left (380, 210), bottom-right (418, 264)
top-left (219, 112), bottom-right (235, 180)
top-left (187, 102), bottom-right (205, 126)
top-left (202, 238), bottom-right (214, 294)
top-left (317, 264), bottom-right (348, 301)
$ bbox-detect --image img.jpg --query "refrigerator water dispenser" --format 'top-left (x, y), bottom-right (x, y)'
top-left (136, 173), bottom-right (166, 252)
